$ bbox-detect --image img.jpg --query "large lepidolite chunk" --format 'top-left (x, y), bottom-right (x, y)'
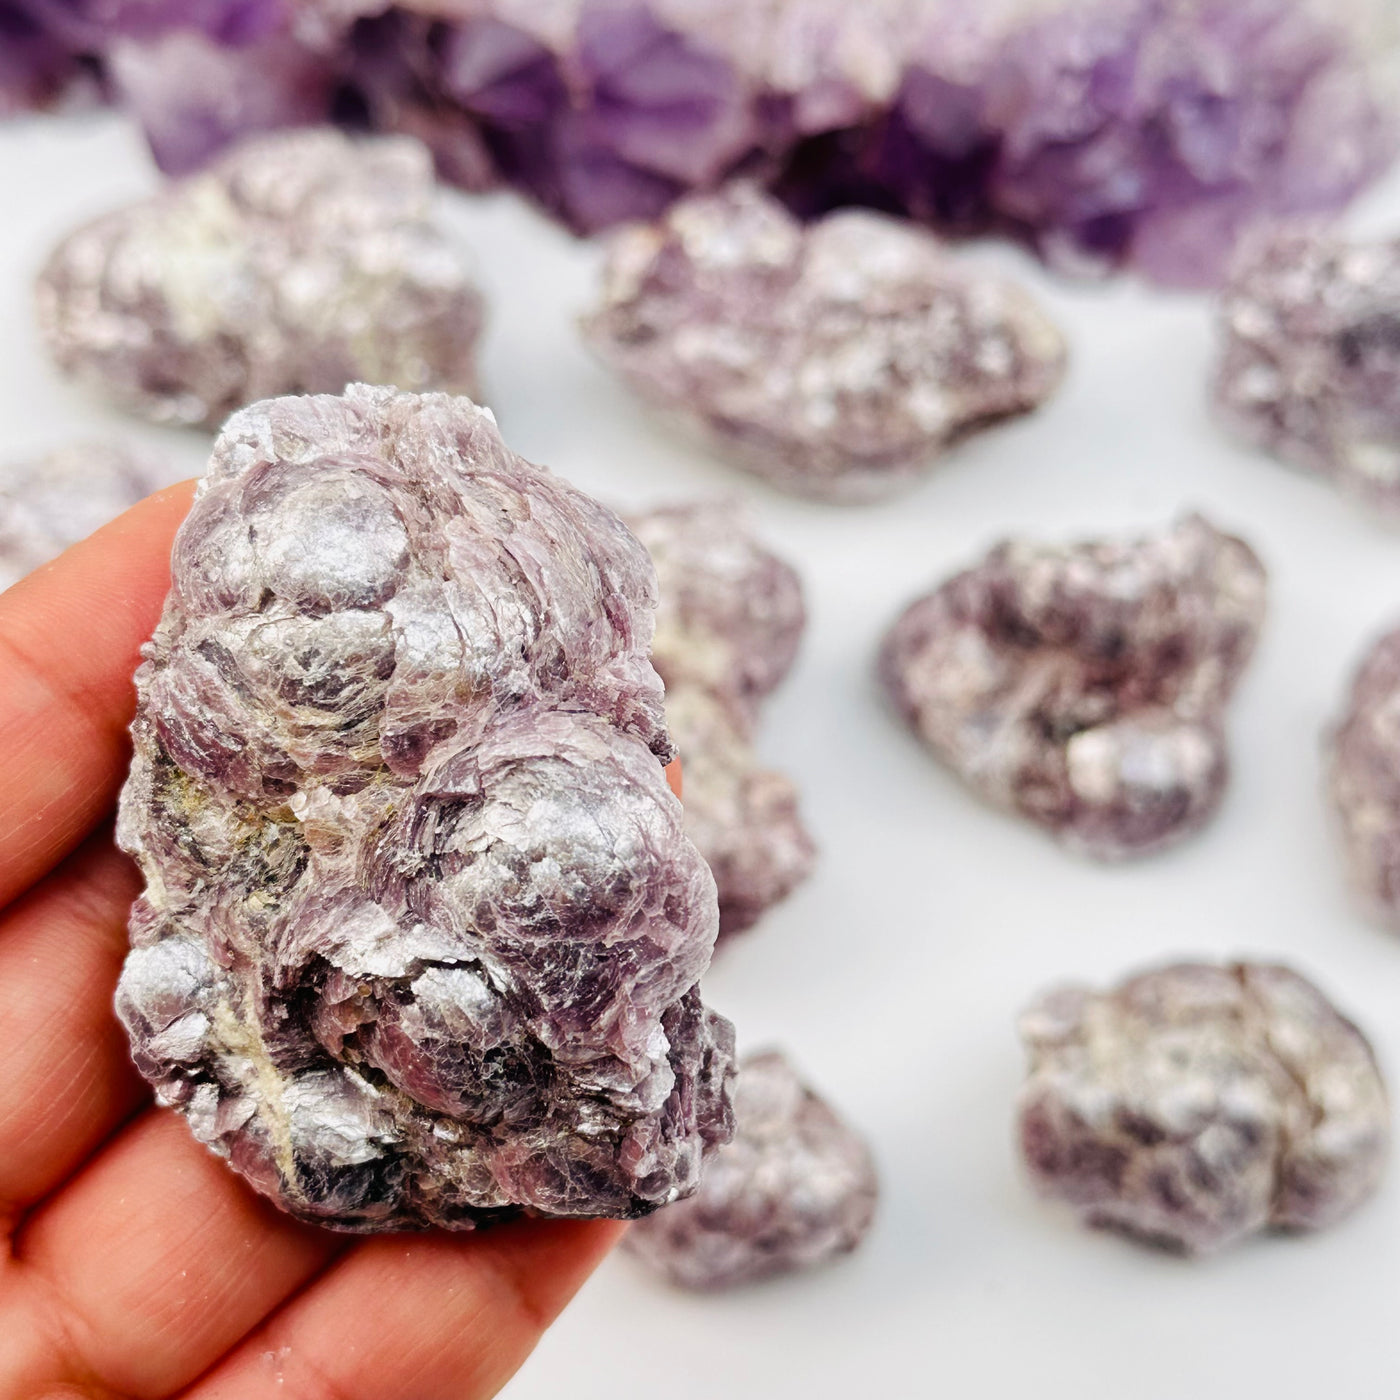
top-left (584, 185), bottom-right (1067, 503)
top-left (1216, 228), bottom-right (1400, 510)
top-left (115, 385), bottom-right (735, 1231)
top-left (628, 502), bottom-right (814, 938)
top-left (1019, 962), bottom-right (1390, 1254)
top-left (624, 1049), bottom-right (878, 1288)
top-left (36, 128), bottom-right (485, 429)
top-left (880, 515), bottom-right (1267, 859)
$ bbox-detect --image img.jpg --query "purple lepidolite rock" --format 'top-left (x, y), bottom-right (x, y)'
top-left (114, 384), bottom-right (735, 1230)
top-left (35, 128), bottom-right (485, 430)
top-left (880, 515), bottom-right (1267, 858)
top-left (627, 501), bottom-right (814, 939)
top-left (624, 1049), bottom-right (877, 1288)
top-left (0, 442), bottom-right (176, 590)
top-left (584, 184), bottom-right (1067, 503)
top-left (1019, 961), bottom-right (1390, 1254)
top-left (1216, 227), bottom-right (1400, 511)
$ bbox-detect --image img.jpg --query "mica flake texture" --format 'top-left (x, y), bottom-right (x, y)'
top-left (585, 185), bottom-right (1067, 503)
top-left (880, 515), bottom-right (1267, 859)
top-left (115, 384), bottom-right (735, 1230)
top-left (624, 1049), bottom-right (878, 1288)
top-left (36, 128), bottom-right (485, 429)
top-left (627, 501), bottom-right (814, 938)
top-left (1019, 962), bottom-right (1390, 1254)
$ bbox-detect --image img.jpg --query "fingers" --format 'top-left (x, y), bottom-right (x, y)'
top-left (188, 1219), bottom-right (625, 1400)
top-left (666, 756), bottom-right (683, 799)
top-left (11, 1110), bottom-right (343, 1400)
top-left (0, 481), bottom-right (194, 914)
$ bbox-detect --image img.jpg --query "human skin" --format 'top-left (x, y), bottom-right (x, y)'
top-left (0, 481), bottom-right (642, 1400)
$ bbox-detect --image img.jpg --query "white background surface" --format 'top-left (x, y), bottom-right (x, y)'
top-left (4, 112), bottom-right (1400, 1400)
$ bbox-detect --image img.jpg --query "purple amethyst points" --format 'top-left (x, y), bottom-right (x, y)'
top-left (114, 384), bottom-right (735, 1230)
top-left (1216, 228), bottom-right (1400, 510)
top-left (584, 185), bottom-right (1067, 502)
top-left (627, 501), bottom-right (814, 939)
top-left (1019, 962), bottom-right (1390, 1254)
top-left (35, 128), bottom-right (485, 430)
top-left (624, 1049), bottom-right (877, 1288)
top-left (880, 515), bottom-right (1267, 859)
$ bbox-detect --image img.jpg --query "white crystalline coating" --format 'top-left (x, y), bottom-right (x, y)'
top-left (584, 184), bottom-right (1067, 502)
top-left (35, 128), bottom-right (485, 429)
top-left (623, 1049), bottom-right (878, 1288)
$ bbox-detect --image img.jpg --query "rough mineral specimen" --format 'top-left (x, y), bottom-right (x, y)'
top-left (1216, 228), bottom-right (1400, 510)
top-left (0, 442), bottom-right (176, 591)
top-left (585, 185), bottom-right (1068, 503)
top-left (880, 515), bottom-right (1267, 858)
top-left (624, 1049), bottom-right (877, 1288)
top-left (114, 384), bottom-right (735, 1230)
top-left (35, 128), bottom-right (485, 430)
top-left (627, 501), bottom-right (813, 938)
top-left (1019, 961), bottom-right (1390, 1254)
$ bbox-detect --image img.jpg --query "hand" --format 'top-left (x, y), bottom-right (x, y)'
top-left (0, 484), bottom-right (623, 1400)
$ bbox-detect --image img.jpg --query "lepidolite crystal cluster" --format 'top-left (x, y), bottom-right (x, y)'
top-left (1019, 961), bottom-right (1390, 1254)
top-left (36, 128), bottom-right (484, 430)
top-left (1216, 228), bottom-right (1400, 512)
top-left (586, 186), bottom-right (1067, 502)
top-left (115, 384), bottom-right (735, 1230)
top-left (880, 515), bottom-right (1267, 858)
top-left (624, 1050), bottom-right (878, 1289)
top-left (628, 502), bottom-right (814, 937)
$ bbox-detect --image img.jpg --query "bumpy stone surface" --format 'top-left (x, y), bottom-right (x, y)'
top-left (880, 515), bottom-right (1267, 858)
top-left (0, 442), bottom-right (175, 590)
top-left (1216, 228), bottom-right (1400, 510)
top-left (115, 384), bottom-right (735, 1231)
top-left (624, 1049), bottom-right (877, 1288)
top-left (628, 501), bottom-right (813, 938)
top-left (586, 185), bottom-right (1067, 502)
top-left (36, 128), bottom-right (484, 430)
top-left (1019, 961), bottom-right (1390, 1254)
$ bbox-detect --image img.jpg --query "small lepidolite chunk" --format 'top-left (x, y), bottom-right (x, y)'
top-left (584, 184), bottom-right (1067, 503)
top-left (624, 1049), bottom-right (877, 1288)
top-left (0, 442), bottom-right (176, 590)
top-left (1019, 961), bottom-right (1390, 1254)
top-left (36, 128), bottom-right (485, 429)
top-left (115, 384), bottom-right (734, 1231)
top-left (880, 514), bottom-right (1267, 858)
top-left (1216, 228), bottom-right (1400, 509)
top-left (628, 502), bottom-right (814, 938)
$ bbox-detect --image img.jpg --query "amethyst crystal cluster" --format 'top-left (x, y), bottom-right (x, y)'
top-left (625, 1050), bottom-right (878, 1288)
top-left (880, 515), bottom-right (1267, 858)
top-left (36, 128), bottom-right (484, 430)
top-left (586, 186), bottom-right (1067, 502)
top-left (1216, 228), bottom-right (1400, 511)
top-left (628, 501), bottom-right (814, 938)
top-left (1019, 961), bottom-right (1390, 1254)
top-left (114, 384), bottom-right (735, 1230)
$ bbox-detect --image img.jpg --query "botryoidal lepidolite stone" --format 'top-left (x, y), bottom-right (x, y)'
top-left (584, 185), bottom-right (1067, 503)
top-left (1216, 228), bottom-right (1400, 511)
top-left (0, 442), bottom-right (176, 590)
top-left (35, 128), bottom-right (485, 430)
top-left (114, 385), bottom-right (735, 1231)
top-left (627, 502), bottom-right (814, 939)
top-left (880, 515), bottom-right (1267, 859)
top-left (624, 1049), bottom-right (878, 1288)
top-left (1019, 961), bottom-right (1390, 1255)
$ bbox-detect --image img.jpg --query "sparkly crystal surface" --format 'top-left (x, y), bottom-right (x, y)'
top-left (585, 185), bottom-right (1067, 502)
top-left (115, 384), bottom-right (735, 1231)
top-left (1019, 961), bottom-right (1390, 1254)
top-left (35, 128), bottom-right (485, 429)
top-left (628, 501), bottom-right (814, 938)
top-left (880, 515), bottom-right (1267, 858)
top-left (624, 1049), bottom-right (878, 1288)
